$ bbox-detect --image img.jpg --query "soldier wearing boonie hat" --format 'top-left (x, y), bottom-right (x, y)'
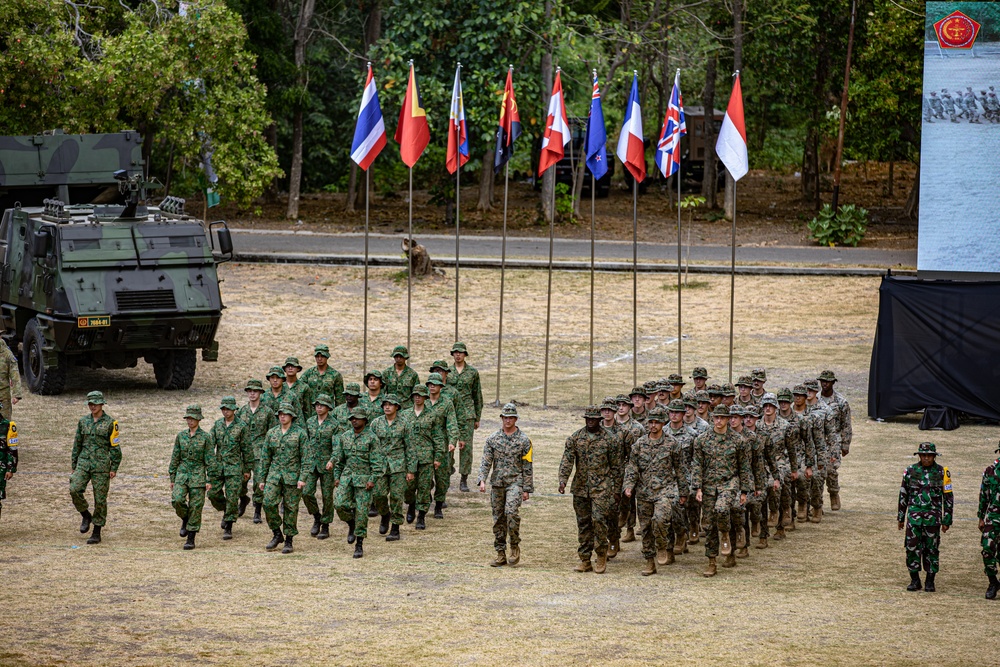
top-left (383, 345), bottom-right (420, 411)
top-left (663, 398), bottom-right (696, 554)
top-left (610, 394), bottom-right (646, 554)
top-left (262, 365), bottom-right (289, 414)
top-left (690, 367), bottom-right (709, 392)
top-left (721, 383), bottom-right (736, 408)
top-left (803, 380), bottom-right (839, 522)
top-left (282, 356), bottom-right (311, 423)
top-left (426, 373), bottom-right (462, 515)
top-left (667, 374), bottom-right (685, 401)
top-left (628, 386), bottom-right (649, 425)
top-left (169, 404), bottom-right (214, 551)
top-left (302, 344), bottom-right (345, 409)
top-left (899, 442), bottom-right (953, 593)
top-left (331, 382), bottom-right (363, 434)
top-left (735, 376), bottom-right (755, 408)
top-left (207, 396), bottom-right (253, 541)
top-left (370, 393), bottom-right (409, 541)
top-left (816, 369), bottom-right (851, 512)
top-left (479, 402), bottom-right (534, 568)
top-left (239, 379), bottom-right (277, 524)
top-left (300, 393), bottom-right (339, 540)
top-left (259, 401), bottom-right (310, 555)
top-left (750, 368), bottom-right (767, 403)
top-left (327, 405), bottom-right (383, 559)
top-left (361, 369), bottom-right (386, 417)
top-left (71, 390), bottom-right (122, 546)
top-left (401, 383), bottom-right (437, 529)
top-left (448, 342), bottom-right (483, 491)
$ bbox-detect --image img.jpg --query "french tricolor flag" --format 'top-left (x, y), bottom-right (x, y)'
top-left (715, 72), bottom-right (748, 181)
top-left (616, 72), bottom-right (646, 183)
top-left (350, 63), bottom-right (387, 171)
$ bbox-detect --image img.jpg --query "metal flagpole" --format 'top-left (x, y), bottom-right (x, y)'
top-left (677, 166), bottom-right (683, 375)
top-left (407, 166), bottom-right (413, 351)
top-left (729, 184), bottom-right (736, 383)
top-left (632, 178), bottom-right (638, 387)
top-left (455, 144), bottom-right (461, 342)
top-left (542, 163), bottom-right (556, 407)
top-left (494, 161), bottom-right (509, 407)
top-left (590, 172), bottom-right (595, 405)
top-left (363, 168), bottom-right (370, 374)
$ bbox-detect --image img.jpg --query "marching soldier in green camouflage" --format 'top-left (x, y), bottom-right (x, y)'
top-left (360, 370), bottom-right (387, 419)
top-left (728, 406), bottom-right (759, 559)
top-left (898, 442), bottom-right (953, 592)
top-left (447, 342), bottom-right (483, 493)
top-left (208, 396), bottom-right (254, 540)
top-left (258, 402), bottom-right (309, 554)
top-left (430, 360), bottom-right (472, 490)
top-left (70, 391), bottom-right (121, 545)
top-left (301, 344), bottom-right (345, 407)
top-left (691, 405), bottom-right (752, 577)
top-left (623, 406), bottom-right (688, 576)
top-left (479, 403), bottom-right (534, 567)
top-left (683, 393), bottom-right (709, 435)
top-left (0, 406), bottom-right (17, 521)
top-left (427, 372), bottom-right (461, 517)
top-left (666, 399), bottom-right (697, 554)
top-left (741, 406), bottom-right (777, 553)
top-left (170, 406), bottom-right (216, 550)
top-left (757, 393), bottom-right (806, 545)
top-left (370, 394), bottom-right (411, 541)
top-left (0, 342), bottom-right (21, 420)
top-left (302, 393), bottom-right (339, 540)
top-left (817, 370), bottom-right (851, 511)
top-left (262, 366), bottom-right (288, 414)
top-left (402, 385), bottom-right (445, 529)
top-left (283, 357), bottom-right (311, 422)
top-left (695, 390), bottom-right (712, 425)
top-left (978, 445), bottom-right (1000, 599)
top-left (559, 406), bottom-right (623, 574)
top-left (333, 383), bottom-right (363, 433)
top-left (667, 374), bottom-right (685, 402)
top-left (327, 406), bottom-right (385, 558)
top-left (383, 346), bottom-right (420, 411)
top-left (238, 378), bottom-right (277, 524)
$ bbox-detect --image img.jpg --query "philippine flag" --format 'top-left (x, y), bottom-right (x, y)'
top-left (446, 64), bottom-right (470, 174)
top-left (616, 72), bottom-right (646, 183)
top-left (715, 72), bottom-right (748, 181)
top-left (655, 70), bottom-right (686, 178)
top-left (538, 69), bottom-right (571, 175)
top-left (350, 63), bottom-right (387, 171)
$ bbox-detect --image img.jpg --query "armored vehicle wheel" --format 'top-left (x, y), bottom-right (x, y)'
top-left (153, 349), bottom-right (197, 390)
top-left (23, 318), bottom-right (66, 395)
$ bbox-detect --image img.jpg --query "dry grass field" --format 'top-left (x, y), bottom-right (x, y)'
top-left (2, 263), bottom-right (998, 666)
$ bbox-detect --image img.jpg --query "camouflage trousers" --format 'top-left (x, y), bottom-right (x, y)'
top-left (701, 487), bottom-right (740, 558)
top-left (905, 522), bottom-right (941, 574)
top-left (405, 463), bottom-right (434, 512)
top-left (749, 488), bottom-right (769, 539)
top-left (637, 496), bottom-right (677, 560)
top-left (433, 451), bottom-right (452, 503)
top-left (572, 494), bottom-right (615, 560)
top-left (982, 524), bottom-right (1000, 576)
top-left (490, 483), bottom-right (524, 551)
top-left (70, 469), bottom-right (111, 527)
top-left (301, 467), bottom-right (336, 524)
top-left (458, 420), bottom-right (475, 476)
top-left (263, 478), bottom-right (302, 537)
top-left (618, 493), bottom-right (637, 532)
top-left (809, 453), bottom-right (828, 509)
top-left (335, 483), bottom-right (373, 538)
top-left (769, 461), bottom-right (794, 523)
top-left (171, 482), bottom-right (206, 533)
top-left (0, 477), bottom-right (7, 511)
top-left (607, 476), bottom-right (626, 544)
top-left (826, 448), bottom-right (842, 495)
top-left (241, 467), bottom-right (264, 506)
top-left (374, 471), bottom-right (407, 526)
top-left (208, 470), bottom-right (245, 523)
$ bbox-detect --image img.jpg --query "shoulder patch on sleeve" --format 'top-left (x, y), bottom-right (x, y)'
top-left (522, 439), bottom-right (533, 463)
top-left (110, 420), bottom-right (120, 447)
top-left (943, 466), bottom-right (952, 493)
top-left (6, 421), bottom-right (17, 448)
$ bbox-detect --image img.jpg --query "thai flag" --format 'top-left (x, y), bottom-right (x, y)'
top-left (656, 70), bottom-right (686, 178)
top-left (616, 72), bottom-right (646, 183)
top-left (446, 64), bottom-right (470, 174)
top-left (350, 63), bottom-right (387, 171)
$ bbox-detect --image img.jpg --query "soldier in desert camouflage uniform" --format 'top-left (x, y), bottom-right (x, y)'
top-left (757, 393), bottom-right (805, 544)
top-left (614, 394), bottom-right (645, 551)
top-left (0, 341), bottom-right (21, 420)
top-left (478, 403), bottom-right (534, 567)
top-left (898, 442), bottom-right (952, 593)
top-left (665, 399), bottom-right (697, 554)
top-left (817, 370), bottom-right (851, 511)
top-left (805, 379), bottom-right (840, 521)
top-left (978, 445), bottom-right (1000, 600)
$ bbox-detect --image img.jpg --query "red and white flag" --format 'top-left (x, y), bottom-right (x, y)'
top-left (716, 73), bottom-right (748, 181)
top-left (538, 69), bottom-right (570, 175)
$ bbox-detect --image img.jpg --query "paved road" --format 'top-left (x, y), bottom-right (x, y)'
top-left (229, 229), bottom-right (917, 268)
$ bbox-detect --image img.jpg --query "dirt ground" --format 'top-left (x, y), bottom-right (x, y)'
top-left (2, 262), bottom-right (997, 667)
top-left (226, 162), bottom-right (919, 251)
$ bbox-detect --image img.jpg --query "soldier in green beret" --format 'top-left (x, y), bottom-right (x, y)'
top-left (302, 344), bottom-right (345, 408)
top-left (402, 385), bottom-right (444, 529)
top-left (283, 357), bottom-right (311, 422)
top-left (70, 391), bottom-right (122, 545)
top-left (0, 402), bottom-right (18, 522)
top-left (208, 396), bottom-right (254, 540)
top-left (371, 394), bottom-right (411, 540)
top-left (447, 342), bottom-right (483, 496)
top-left (259, 402), bottom-right (309, 554)
top-left (238, 378), bottom-right (277, 524)
top-left (170, 405), bottom-right (216, 550)
top-left (383, 346), bottom-right (420, 411)
top-left (327, 406), bottom-right (385, 558)
top-left (898, 442), bottom-right (952, 592)
top-left (303, 393), bottom-right (339, 539)
top-left (479, 403), bottom-right (534, 567)
top-left (262, 366), bottom-right (288, 414)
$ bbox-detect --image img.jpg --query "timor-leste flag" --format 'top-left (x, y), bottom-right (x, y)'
top-left (395, 61), bottom-right (430, 168)
top-left (493, 67), bottom-right (522, 174)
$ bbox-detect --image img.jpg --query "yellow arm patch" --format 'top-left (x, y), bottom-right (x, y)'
top-left (110, 420), bottom-right (120, 447)
top-left (943, 466), bottom-right (952, 493)
top-left (6, 422), bottom-right (16, 449)
top-left (522, 440), bottom-right (533, 463)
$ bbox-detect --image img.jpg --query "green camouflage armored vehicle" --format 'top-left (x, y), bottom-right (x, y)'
top-left (0, 130), bottom-right (233, 394)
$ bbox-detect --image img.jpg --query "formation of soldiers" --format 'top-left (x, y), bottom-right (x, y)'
top-left (924, 86), bottom-right (1000, 124)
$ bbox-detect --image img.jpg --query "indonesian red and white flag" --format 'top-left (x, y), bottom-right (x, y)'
top-left (715, 73), bottom-right (748, 181)
top-left (538, 70), bottom-right (570, 175)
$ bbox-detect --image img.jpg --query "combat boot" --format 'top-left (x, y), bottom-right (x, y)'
top-left (266, 529), bottom-right (283, 551)
top-left (673, 530), bottom-right (687, 555)
top-left (756, 537), bottom-right (768, 549)
top-left (986, 575), bottom-right (999, 600)
top-left (310, 513), bottom-right (322, 537)
top-left (406, 503), bottom-right (416, 524)
top-left (239, 494), bottom-right (251, 518)
top-left (379, 514), bottom-right (390, 535)
top-left (923, 573), bottom-right (936, 592)
top-left (415, 511), bottom-right (427, 530)
top-left (594, 552), bottom-right (608, 574)
top-left (809, 506), bottom-right (823, 523)
top-left (786, 515), bottom-right (796, 532)
top-left (86, 525), bottom-right (102, 545)
top-left (796, 500), bottom-right (807, 522)
top-left (353, 536), bottom-right (364, 559)
top-left (735, 527), bottom-right (747, 549)
top-left (774, 526), bottom-right (786, 541)
top-left (642, 558), bottom-right (657, 576)
top-left (222, 521), bottom-right (233, 541)
top-left (719, 530), bottom-right (732, 556)
top-left (221, 518), bottom-right (227, 530)
top-left (688, 523), bottom-right (700, 544)
top-left (179, 518), bottom-right (188, 538)
top-left (574, 558), bottom-right (593, 573)
top-left (433, 501), bottom-right (444, 519)
top-left (509, 545), bottom-right (520, 566)
top-left (460, 475), bottom-right (470, 492)
top-left (317, 523), bottom-right (330, 540)
top-left (735, 545), bottom-right (749, 559)
top-left (79, 510), bottom-right (92, 534)
top-left (906, 571), bottom-right (922, 591)
top-left (751, 520), bottom-right (760, 537)
top-left (830, 492), bottom-right (841, 511)
top-left (368, 503), bottom-right (379, 518)
top-left (253, 503), bottom-right (263, 524)
top-left (721, 553), bottom-right (737, 568)
top-left (622, 527), bottom-right (636, 543)
top-left (386, 524), bottom-right (400, 542)
top-left (607, 536), bottom-right (620, 559)
top-left (184, 531), bottom-right (196, 550)
top-left (657, 548), bottom-right (674, 566)
top-left (781, 510), bottom-right (792, 527)
top-left (703, 557), bottom-right (717, 578)
top-left (281, 536), bottom-right (294, 554)
top-left (491, 550), bottom-right (507, 567)
top-left (346, 519), bottom-right (356, 544)
top-left (767, 512), bottom-right (778, 528)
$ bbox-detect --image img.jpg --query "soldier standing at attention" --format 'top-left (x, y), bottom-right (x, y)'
top-left (559, 406), bottom-right (622, 574)
top-left (383, 346), bottom-right (420, 411)
top-left (302, 393), bottom-right (338, 540)
top-left (898, 442), bottom-right (952, 592)
top-left (402, 385), bottom-right (444, 529)
top-left (170, 405), bottom-right (215, 550)
top-left (690, 367), bottom-right (709, 393)
top-left (817, 370), bottom-right (851, 511)
top-left (327, 406), bottom-right (384, 558)
top-left (978, 444), bottom-right (1000, 600)
top-left (259, 402), bottom-right (309, 555)
top-left (301, 344), bottom-right (345, 407)
top-left (695, 391), bottom-right (712, 425)
top-left (623, 406), bottom-right (687, 576)
top-left (0, 341), bottom-right (21, 420)
top-left (208, 397), bottom-right (253, 540)
top-left (370, 394), bottom-right (410, 541)
top-left (283, 357), bottom-right (311, 422)
top-left (643, 381), bottom-right (658, 413)
top-left (70, 391), bottom-right (121, 545)
top-left (721, 384), bottom-right (736, 408)
top-left (447, 342), bottom-right (483, 494)
top-left (0, 403), bottom-right (17, 521)
top-left (238, 379), bottom-right (276, 524)
top-left (360, 370), bottom-right (386, 418)
top-left (478, 403), bottom-right (534, 567)
top-left (262, 366), bottom-right (288, 414)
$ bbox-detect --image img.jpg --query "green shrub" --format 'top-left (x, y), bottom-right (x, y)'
top-left (555, 182), bottom-right (576, 221)
top-left (808, 203), bottom-right (869, 247)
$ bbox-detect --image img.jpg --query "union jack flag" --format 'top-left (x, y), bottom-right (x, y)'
top-left (656, 70), bottom-right (686, 178)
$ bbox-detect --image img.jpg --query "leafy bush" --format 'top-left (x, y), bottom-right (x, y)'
top-left (555, 182), bottom-right (576, 221)
top-left (808, 204), bottom-right (869, 247)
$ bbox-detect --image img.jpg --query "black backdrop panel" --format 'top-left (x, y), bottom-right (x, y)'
top-left (869, 276), bottom-right (1000, 420)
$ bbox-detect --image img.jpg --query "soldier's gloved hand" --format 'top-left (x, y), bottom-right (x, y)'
top-left (479, 481), bottom-right (486, 493)
top-left (297, 481), bottom-right (305, 489)
top-left (558, 482), bottom-right (566, 494)
top-left (365, 481), bottom-right (374, 490)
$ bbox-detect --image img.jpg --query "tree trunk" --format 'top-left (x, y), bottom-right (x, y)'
top-left (903, 160), bottom-right (919, 220)
top-left (887, 160), bottom-right (894, 198)
top-left (724, 0), bottom-right (743, 221)
top-left (346, 0), bottom-right (382, 214)
top-left (346, 164), bottom-right (359, 212)
top-left (477, 149), bottom-right (495, 211)
top-left (264, 123), bottom-right (279, 203)
top-left (701, 54), bottom-right (718, 208)
top-left (285, 0), bottom-right (317, 220)
top-left (540, 0), bottom-right (555, 224)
